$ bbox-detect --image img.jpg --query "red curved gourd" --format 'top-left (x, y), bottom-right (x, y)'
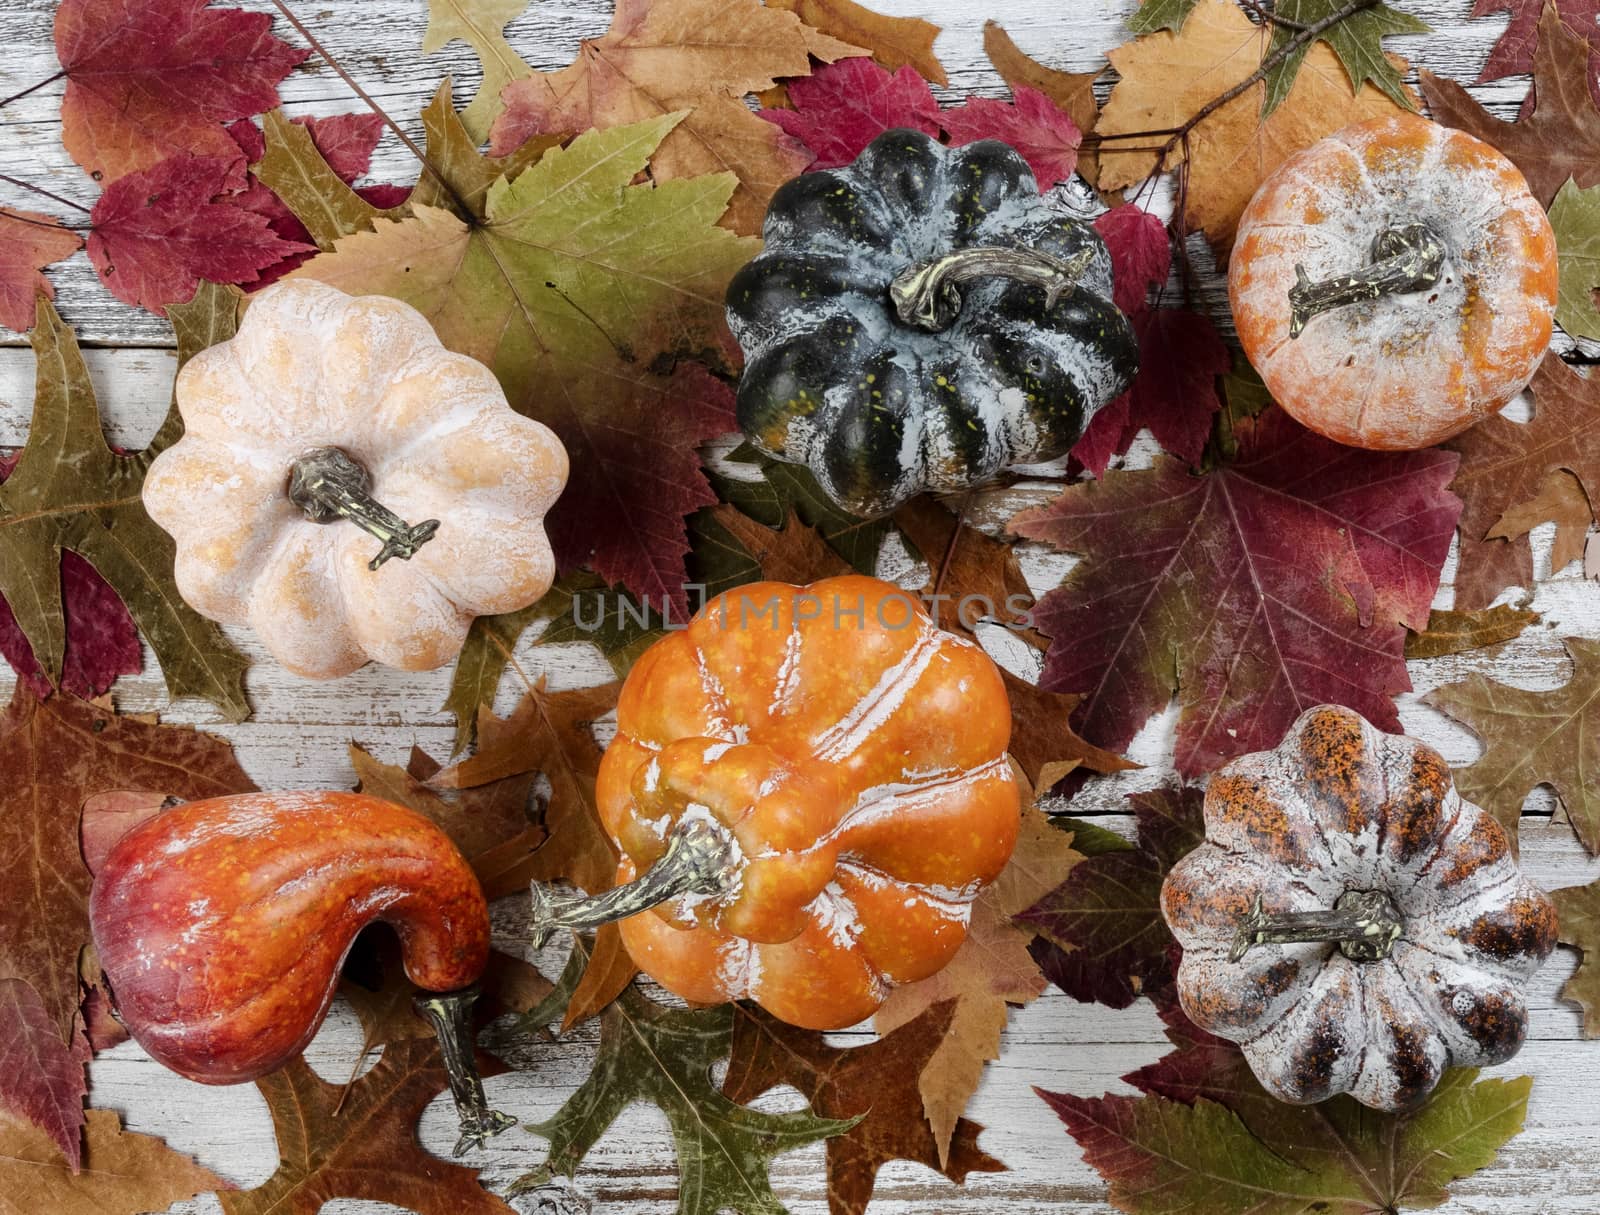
top-left (89, 791), bottom-right (490, 1085)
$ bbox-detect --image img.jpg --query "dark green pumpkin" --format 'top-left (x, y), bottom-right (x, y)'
top-left (726, 128), bottom-right (1138, 518)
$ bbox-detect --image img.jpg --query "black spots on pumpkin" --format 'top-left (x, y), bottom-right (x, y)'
top-left (725, 252), bottom-right (864, 343)
top-left (820, 348), bottom-right (918, 518)
top-left (1458, 891), bottom-right (1559, 963)
top-left (1379, 1009), bottom-right (1440, 1108)
top-left (1283, 1012), bottom-right (1348, 1103)
top-left (735, 315), bottom-right (869, 456)
top-left (947, 141), bottom-right (1034, 238)
top-left (1296, 707), bottom-right (1378, 837)
top-left (763, 168), bottom-right (892, 253)
top-left (854, 129), bottom-right (946, 226)
top-left (1440, 982), bottom-right (1526, 1063)
top-left (1384, 746), bottom-right (1453, 864)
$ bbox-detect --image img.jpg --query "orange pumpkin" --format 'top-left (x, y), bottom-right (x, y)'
top-left (529, 574), bottom-right (1022, 1029)
top-left (1230, 113), bottom-right (1556, 450)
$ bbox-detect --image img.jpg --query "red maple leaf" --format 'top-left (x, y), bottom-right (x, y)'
top-left (1015, 409), bottom-right (1461, 776)
top-left (0, 454), bottom-right (141, 700)
top-left (764, 58), bottom-right (940, 170)
top-left (1094, 204), bottom-right (1171, 317)
top-left (54, 0), bottom-right (307, 186)
top-left (940, 86), bottom-right (1082, 189)
top-left (0, 979), bottom-right (90, 1173)
top-left (86, 154), bottom-right (313, 314)
top-left (1474, 0), bottom-right (1600, 111)
top-left (0, 212), bottom-right (83, 334)
top-left (1072, 308), bottom-right (1230, 475)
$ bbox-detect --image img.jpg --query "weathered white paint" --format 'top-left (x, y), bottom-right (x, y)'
top-left (2, 0), bottom-right (1598, 1211)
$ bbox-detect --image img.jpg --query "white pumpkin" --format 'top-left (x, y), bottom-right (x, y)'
top-left (144, 279), bottom-right (568, 678)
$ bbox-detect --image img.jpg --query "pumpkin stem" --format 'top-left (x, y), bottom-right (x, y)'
top-left (528, 812), bottom-right (740, 949)
top-left (1230, 889), bottom-right (1404, 963)
top-left (1287, 224), bottom-right (1446, 339)
top-left (287, 446), bottom-right (441, 570)
top-left (890, 245), bottom-right (1096, 332)
top-left (412, 985), bottom-right (516, 1156)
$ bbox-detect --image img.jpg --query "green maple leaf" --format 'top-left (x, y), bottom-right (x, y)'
top-left (1128, 0), bottom-right (1201, 34)
top-left (1554, 878), bottom-right (1600, 1036)
top-left (256, 109), bottom-right (392, 249)
top-left (516, 974), bottom-right (854, 1215)
top-left (1425, 635), bottom-right (1600, 854)
top-left (0, 293), bottom-right (248, 719)
top-left (408, 79), bottom-right (564, 221)
top-left (1262, 0), bottom-right (1428, 116)
top-left (421, 0), bottom-right (535, 141)
top-left (1549, 177), bottom-right (1600, 340)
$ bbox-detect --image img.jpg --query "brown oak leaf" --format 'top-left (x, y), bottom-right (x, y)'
top-left (1489, 467), bottom-right (1593, 575)
top-left (1447, 355), bottom-right (1600, 610)
top-left (0, 691), bottom-right (253, 1042)
top-left (708, 504), bottom-right (851, 585)
top-left (873, 792), bottom-right (1080, 1165)
top-left (1554, 878), bottom-right (1600, 1035)
top-left (1404, 604), bottom-right (1540, 660)
top-left (769, 0), bottom-right (943, 82)
top-left (724, 1000), bottom-right (1005, 1215)
top-left (1420, 1), bottom-right (1600, 207)
top-left (1096, 0), bottom-right (1415, 251)
top-left (488, 0), bottom-right (852, 233)
top-left (1426, 635), bottom-right (1600, 853)
top-left (0, 212), bottom-right (81, 334)
top-left (0, 1107), bottom-right (225, 1215)
top-left (218, 1039), bottom-right (512, 1215)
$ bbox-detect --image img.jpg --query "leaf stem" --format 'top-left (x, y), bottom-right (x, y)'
top-left (0, 174), bottom-right (91, 215)
top-left (0, 69), bottom-right (65, 110)
top-left (1238, 0), bottom-right (1311, 31)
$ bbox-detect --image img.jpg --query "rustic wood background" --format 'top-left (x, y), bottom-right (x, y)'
top-left (3, 0), bottom-right (1599, 1211)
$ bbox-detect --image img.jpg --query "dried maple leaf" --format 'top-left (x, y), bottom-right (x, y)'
top-left (874, 796), bottom-right (1080, 1166)
top-left (242, 110), bottom-right (394, 262)
top-left (1550, 178), bottom-right (1600, 339)
top-left (764, 58), bottom-right (940, 171)
top-left (0, 979), bottom-right (89, 1172)
top-left (1404, 604), bottom-right (1540, 659)
top-left (1474, 0), bottom-right (1600, 111)
top-left (1021, 785), bottom-right (1203, 1008)
top-left (1045, 1001), bottom-right (1530, 1214)
top-left (54, 0), bottom-right (307, 185)
top-left (725, 1001), bottom-right (1005, 1215)
top-left (1096, 0), bottom-right (1415, 250)
top-left (295, 115), bottom-right (754, 614)
top-left (709, 504), bottom-right (850, 585)
top-left (488, 0), bottom-right (838, 233)
top-left (421, 0), bottom-right (534, 141)
top-left (1554, 878), bottom-right (1600, 1035)
top-left (408, 81), bottom-right (562, 222)
top-left (1447, 355), bottom-right (1600, 609)
top-left (0, 297), bottom-right (250, 718)
top-left (890, 496), bottom-right (1134, 785)
top-left (0, 692), bottom-right (253, 1043)
top-left (87, 154), bottom-right (311, 314)
top-left (1015, 408), bottom-right (1459, 776)
top-left (1093, 204), bottom-right (1171, 318)
top-left (984, 21), bottom-right (1101, 179)
top-left (219, 1039), bottom-right (512, 1215)
top-left (1426, 635), bottom-right (1600, 853)
top-left (1489, 467), bottom-right (1593, 574)
top-left (769, 0), bottom-right (942, 82)
top-left (0, 451), bottom-right (140, 699)
top-left (517, 973), bottom-right (852, 1215)
top-left (0, 211), bottom-right (81, 333)
top-left (0, 1106), bottom-right (225, 1215)
top-left (432, 681), bottom-right (634, 1027)
top-left (1072, 307), bottom-right (1230, 475)
top-left (940, 87), bottom-right (1082, 190)
top-left (1260, 0), bottom-right (1428, 116)
top-left (1420, 2), bottom-right (1600, 208)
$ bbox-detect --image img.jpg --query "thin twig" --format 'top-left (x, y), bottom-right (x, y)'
top-left (0, 205), bottom-right (90, 233)
top-left (932, 491), bottom-right (974, 601)
top-left (0, 174), bottom-right (91, 214)
top-left (265, 0), bottom-right (466, 214)
top-left (0, 69), bottom-right (65, 110)
top-left (1239, 0), bottom-right (1311, 31)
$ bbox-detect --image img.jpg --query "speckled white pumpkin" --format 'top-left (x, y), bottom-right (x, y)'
top-left (143, 280), bottom-right (568, 679)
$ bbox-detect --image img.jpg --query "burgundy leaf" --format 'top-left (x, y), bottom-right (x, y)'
top-left (1473, 0), bottom-right (1600, 113)
top-left (940, 86), bottom-right (1082, 189)
top-left (87, 154), bottom-right (313, 314)
top-left (764, 58), bottom-right (940, 171)
top-left (0, 980), bottom-right (89, 1172)
top-left (1094, 204), bottom-right (1171, 316)
top-left (1015, 409), bottom-right (1461, 776)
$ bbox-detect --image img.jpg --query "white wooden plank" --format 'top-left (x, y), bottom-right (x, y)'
top-left (2, 0), bottom-right (1600, 1210)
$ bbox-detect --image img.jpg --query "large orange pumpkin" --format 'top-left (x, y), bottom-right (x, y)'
top-left (1230, 113), bottom-right (1556, 450)
top-left (531, 574), bottom-right (1022, 1029)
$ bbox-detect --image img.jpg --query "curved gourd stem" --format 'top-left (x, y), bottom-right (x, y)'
top-left (412, 986), bottom-right (516, 1157)
top-left (287, 446), bottom-right (440, 570)
top-left (1230, 889), bottom-right (1405, 964)
top-left (889, 246), bottom-right (1095, 332)
top-left (1288, 224), bottom-right (1446, 340)
top-left (528, 815), bottom-right (740, 949)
